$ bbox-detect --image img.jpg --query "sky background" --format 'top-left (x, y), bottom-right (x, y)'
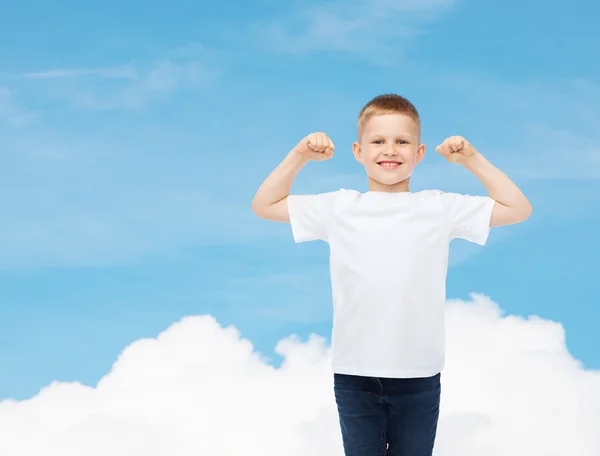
top-left (0, 1), bottom-right (599, 453)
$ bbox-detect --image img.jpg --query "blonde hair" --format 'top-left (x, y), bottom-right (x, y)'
top-left (357, 94), bottom-right (420, 141)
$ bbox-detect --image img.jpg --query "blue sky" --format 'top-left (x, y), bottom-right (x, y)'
top-left (0, 0), bottom-right (598, 401)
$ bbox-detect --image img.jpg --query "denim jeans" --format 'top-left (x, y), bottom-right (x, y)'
top-left (333, 372), bottom-right (441, 456)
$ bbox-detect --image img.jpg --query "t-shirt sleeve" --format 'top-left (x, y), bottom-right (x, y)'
top-left (440, 192), bottom-right (496, 245)
top-left (287, 191), bottom-right (340, 243)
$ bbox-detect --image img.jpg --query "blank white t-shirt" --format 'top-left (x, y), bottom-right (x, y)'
top-left (287, 189), bottom-right (495, 378)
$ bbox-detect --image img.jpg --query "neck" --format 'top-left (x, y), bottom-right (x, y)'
top-left (368, 177), bottom-right (411, 193)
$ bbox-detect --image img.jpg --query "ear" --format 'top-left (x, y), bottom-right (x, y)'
top-left (415, 143), bottom-right (426, 164)
top-left (352, 142), bottom-right (363, 163)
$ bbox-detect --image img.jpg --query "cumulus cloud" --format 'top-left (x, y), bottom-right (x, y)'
top-left (0, 293), bottom-right (598, 455)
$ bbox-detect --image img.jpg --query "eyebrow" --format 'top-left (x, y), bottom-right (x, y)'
top-left (368, 134), bottom-right (412, 140)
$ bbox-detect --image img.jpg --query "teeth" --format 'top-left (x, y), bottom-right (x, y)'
top-left (380, 162), bottom-right (399, 168)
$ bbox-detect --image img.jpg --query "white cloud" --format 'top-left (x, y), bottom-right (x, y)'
top-left (22, 66), bottom-right (136, 80)
top-left (0, 294), bottom-right (598, 455)
top-left (19, 51), bottom-right (218, 111)
top-left (250, 0), bottom-right (454, 58)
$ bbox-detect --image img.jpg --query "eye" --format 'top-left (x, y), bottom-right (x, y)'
top-left (373, 140), bottom-right (383, 144)
top-left (397, 140), bottom-right (407, 144)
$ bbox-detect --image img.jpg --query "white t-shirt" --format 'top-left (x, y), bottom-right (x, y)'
top-left (287, 189), bottom-right (495, 378)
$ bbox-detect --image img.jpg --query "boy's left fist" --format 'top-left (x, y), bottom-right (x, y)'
top-left (435, 136), bottom-right (476, 165)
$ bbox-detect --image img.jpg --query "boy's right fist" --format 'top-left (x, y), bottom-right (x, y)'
top-left (294, 132), bottom-right (335, 161)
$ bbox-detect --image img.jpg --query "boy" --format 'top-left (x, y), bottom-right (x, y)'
top-left (251, 94), bottom-right (531, 456)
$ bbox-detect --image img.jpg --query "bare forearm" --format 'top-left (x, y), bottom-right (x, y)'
top-left (465, 150), bottom-right (532, 215)
top-left (252, 149), bottom-right (308, 210)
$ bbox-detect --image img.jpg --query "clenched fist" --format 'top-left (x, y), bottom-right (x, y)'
top-left (435, 136), bottom-right (477, 165)
top-left (294, 132), bottom-right (335, 161)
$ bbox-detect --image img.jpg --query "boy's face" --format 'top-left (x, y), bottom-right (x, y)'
top-left (352, 113), bottom-right (425, 192)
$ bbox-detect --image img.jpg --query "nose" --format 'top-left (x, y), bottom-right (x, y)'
top-left (383, 145), bottom-right (398, 156)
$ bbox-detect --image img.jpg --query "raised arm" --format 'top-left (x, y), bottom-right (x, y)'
top-left (251, 132), bottom-right (335, 223)
top-left (436, 136), bottom-right (532, 227)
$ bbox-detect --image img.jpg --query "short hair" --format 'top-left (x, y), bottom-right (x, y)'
top-left (357, 94), bottom-right (420, 141)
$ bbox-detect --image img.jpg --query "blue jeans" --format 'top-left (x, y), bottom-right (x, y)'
top-left (333, 372), bottom-right (441, 456)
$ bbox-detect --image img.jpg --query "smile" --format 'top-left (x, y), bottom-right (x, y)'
top-left (377, 161), bottom-right (402, 169)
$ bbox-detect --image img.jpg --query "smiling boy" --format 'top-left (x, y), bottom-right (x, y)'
top-left (251, 94), bottom-right (531, 456)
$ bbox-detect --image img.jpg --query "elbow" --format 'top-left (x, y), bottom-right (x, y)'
top-left (518, 200), bottom-right (533, 222)
top-left (251, 200), bottom-right (262, 217)
top-left (526, 202), bottom-right (533, 219)
top-left (251, 198), bottom-right (266, 218)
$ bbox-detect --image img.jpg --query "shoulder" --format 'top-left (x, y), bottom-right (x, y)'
top-left (414, 190), bottom-right (491, 215)
top-left (437, 191), bottom-right (493, 206)
top-left (330, 188), bottom-right (362, 212)
top-left (422, 190), bottom-right (489, 206)
top-left (287, 188), bottom-right (361, 214)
